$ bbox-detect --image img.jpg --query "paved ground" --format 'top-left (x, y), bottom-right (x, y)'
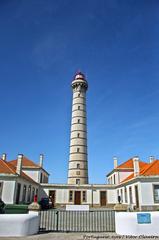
top-left (1, 232), bottom-right (159, 240)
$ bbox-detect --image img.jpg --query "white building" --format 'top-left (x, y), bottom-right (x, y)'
top-left (9, 154), bottom-right (49, 184)
top-left (0, 153), bottom-right (49, 204)
top-left (107, 156), bottom-right (159, 211)
top-left (40, 156), bottom-right (159, 211)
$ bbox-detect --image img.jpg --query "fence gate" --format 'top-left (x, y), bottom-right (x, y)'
top-left (39, 210), bottom-right (115, 232)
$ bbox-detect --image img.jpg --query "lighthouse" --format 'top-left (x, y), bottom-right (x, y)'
top-left (67, 72), bottom-right (89, 184)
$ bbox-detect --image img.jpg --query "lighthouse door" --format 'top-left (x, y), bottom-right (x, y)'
top-left (74, 191), bottom-right (81, 205)
top-left (100, 191), bottom-right (107, 206)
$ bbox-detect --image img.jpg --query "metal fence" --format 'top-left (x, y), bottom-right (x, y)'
top-left (39, 209), bottom-right (115, 232)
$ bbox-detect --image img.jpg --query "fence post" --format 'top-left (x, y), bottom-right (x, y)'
top-left (56, 211), bottom-right (59, 232)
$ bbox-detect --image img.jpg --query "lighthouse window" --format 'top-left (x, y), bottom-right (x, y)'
top-left (78, 93), bottom-right (80, 97)
top-left (78, 106), bottom-right (80, 110)
top-left (76, 171), bottom-right (80, 175)
top-left (76, 179), bottom-right (80, 184)
top-left (77, 164), bottom-right (80, 169)
top-left (77, 133), bottom-right (80, 138)
top-left (77, 148), bottom-right (80, 152)
top-left (78, 119), bottom-right (80, 123)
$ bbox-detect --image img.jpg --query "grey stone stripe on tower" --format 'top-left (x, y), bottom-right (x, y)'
top-left (67, 72), bottom-right (89, 184)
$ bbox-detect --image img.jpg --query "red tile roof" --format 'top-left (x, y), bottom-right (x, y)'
top-left (117, 158), bottom-right (148, 169)
top-left (121, 159), bottom-right (159, 183)
top-left (0, 158), bottom-right (38, 184)
top-left (0, 158), bottom-right (15, 174)
top-left (9, 156), bottom-right (40, 168)
top-left (140, 160), bottom-right (159, 176)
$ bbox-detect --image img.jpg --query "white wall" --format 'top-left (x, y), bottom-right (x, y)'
top-left (1, 180), bottom-right (16, 204)
top-left (119, 171), bottom-right (133, 183)
top-left (92, 189), bottom-right (99, 204)
top-left (23, 170), bottom-right (39, 183)
top-left (108, 171), bottom-right (133, 185)
top-left (23, 169), bottom-right (48, 184)
top-left (0, 212), bottom-right (39, 236)
top-left (107, 189), bottom-right (117, 204)
top-left (115, 212), bottom-right (159, 236)
top-left (42, 187), bottom-right (117, 206)
top-left (140, 182), bottom-right (159, 206)
top-left (56, 189), bottom-right (69, 203)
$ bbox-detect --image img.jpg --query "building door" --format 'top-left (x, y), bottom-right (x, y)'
top-left (49, 190), bottom-right (56, 208)
top-left (16, 183), bottom-right (21, 204)
top-left (74, 191), bottom-right (81, 205)
top-left (135, 185), bottom-right (139, 209)
top-left (100, 191), bottom-right (107, 206)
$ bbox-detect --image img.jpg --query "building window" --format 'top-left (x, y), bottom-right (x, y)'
top-left (153, 185), bottom-right (159, 203)
top-left (69, 191), bottom-right (73, 202)
top-left (40, 173), bottom-right (43, 183)
top-left (77, 133), bottom-right (80, 138)
top-left (114, 175), bottom-right (116, 184)
top-left (83, 191), bottom-right (87, 202)
top-left (78, 119), bottom-right (80, 123)
top-left (43, 175), bottom-right (48, 183)
top-left (31, 187), bottom-right (35, 202)
top-left (76, 179), bottom-right (80, 184)
top-left (16, 183), bottom-right (21, 204)
top-left (45, 176), bottom-right (48, 183)
top-left (0, 182), bottom-right (3, 198)
top-left (27, 185), bottom-right (31, 203)
top-left (77, 164), bottom-right (80, 169)
top-left (78, 93), bottom-right (80, 97)
top-left (78, 106), bottom-right (80, 110)
top-left (117, 189), bottom-right (119, 201)
top-left (22, 185), bottom-right (26, 203)
top-left (77, 148), bottom-right (80, 152)
top-left (129, 187), bottom-right (133, 204)
top-left (125, 187), bottom-right (127, 203)
top-left (121, 189), bottom-right (123, 202)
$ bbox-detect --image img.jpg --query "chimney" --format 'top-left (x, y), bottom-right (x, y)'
top-left (16, 154), bottom-right (23, 175)
top-left (149, 156), bottom-right (155, 163)
top-left (113, 156), bottom-right (118, 169)
top-left (39, 154), bottom-right (44, 168)
top-left (2, 153), bottom-right (7, 161)
top-left (133, 156), bottom-right (140, 177)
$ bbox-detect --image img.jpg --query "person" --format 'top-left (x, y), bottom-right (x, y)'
top-left (34, 195), bottom-right (38, 203)
top-left (0, 198), bottom-right (5, 214)
top-left (118, 195), bottom-right (121, 204)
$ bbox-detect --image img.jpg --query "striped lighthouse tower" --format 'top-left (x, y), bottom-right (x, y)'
top-left (67, 72), bottom-right (89, 184)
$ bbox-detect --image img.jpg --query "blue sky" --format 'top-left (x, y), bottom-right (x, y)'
top-left (0, 0), bottom-right (159, 183)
